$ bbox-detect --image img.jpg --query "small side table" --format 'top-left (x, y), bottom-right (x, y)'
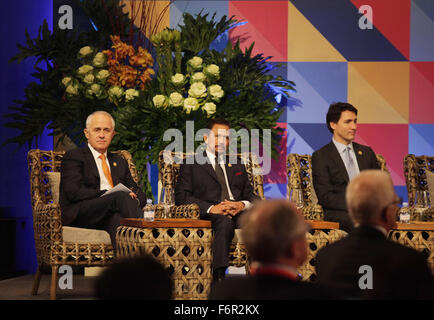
top-left (116, 218), bottom-right (213, 300)
top-left (299, 220), bottom-right (347, 282)
top-left (389, 221), bottom-right (434, 273)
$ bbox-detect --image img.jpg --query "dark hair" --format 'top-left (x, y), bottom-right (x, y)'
top-left (94, 254), bottom-right (173, 300)
top-left (326, 102), bottom-right (358, 133)
top-left (207, 118), bottom-right (231, 130)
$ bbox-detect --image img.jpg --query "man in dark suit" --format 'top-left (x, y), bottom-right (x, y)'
top-left (60, 111), bottom-right (146, 248)
top-left (209, 200), bottom-right (333, 299)
top-left (315, 170), bottom-right (433, 300)
top-left (175, 119), bottom-right (259, 282)
top-left (312, 102), bottom-right (380, 232)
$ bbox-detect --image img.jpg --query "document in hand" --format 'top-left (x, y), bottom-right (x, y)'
top-left (100, 183), bottom-right (131, 197)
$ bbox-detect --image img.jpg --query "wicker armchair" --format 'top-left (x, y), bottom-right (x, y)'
top-left (153, 150), bottom-right (265, 268)
top-left (286, 153), bottom-right (388, 220)
top-left (404, 154), bottom-right (434, 221)
top-left (27, 149), bottom-right (138, 300)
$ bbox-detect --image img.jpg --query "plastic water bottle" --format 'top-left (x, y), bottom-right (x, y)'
top-left (399, 202), bottom-right (410, 224)
top-left (143, 199), bottom-right (154, 222)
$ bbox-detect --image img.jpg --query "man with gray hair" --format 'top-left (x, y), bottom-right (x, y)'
top-left (60, 111), bottom-right (146, 249)
top-left (315, 170), bottom-right (433, 299)
top-left (209, 199), bottom-right (332, 299)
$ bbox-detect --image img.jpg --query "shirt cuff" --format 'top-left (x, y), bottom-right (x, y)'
top-left (241, 201), bottom-right (251, 210)
top-left (207, 205), bottom-right (213, 213)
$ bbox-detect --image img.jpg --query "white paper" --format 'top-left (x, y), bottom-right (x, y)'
top-left (100, 183), bottom-right (131, 197)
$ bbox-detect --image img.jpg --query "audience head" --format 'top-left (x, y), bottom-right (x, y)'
top-left (326, 102), bottom-right (358, 145)
top-left (84, 111), bottom-right (115, 154)
top-left (204, 119), bottom-right (231, 156)
top-left (94, 254), bottom-right (173, 300)
top-left (241, 199), bottom-right (310, 268)
top-left (346, 170), bottom-right (399, 231)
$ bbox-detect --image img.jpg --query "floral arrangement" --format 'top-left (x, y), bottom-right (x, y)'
top-left (151, 56), bottom-right (223, 117)
top-left (61, 35), bottom-right (154, 105)
top-left (6, 4), bottom-right (296, 200)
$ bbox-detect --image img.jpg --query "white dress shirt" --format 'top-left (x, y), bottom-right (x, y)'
top-left (88, 143), bottom-right (113, 191)
top-left (332, 138), bottom-right (360, 178)
top-left (205, 149), bottom-right (251, 213)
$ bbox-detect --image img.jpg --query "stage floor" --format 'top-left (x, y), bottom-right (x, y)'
top-left (0, 273), bottom-right (96, 300)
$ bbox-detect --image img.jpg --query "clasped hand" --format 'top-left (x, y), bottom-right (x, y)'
top-left (210, 200), bottom-right (245, 218)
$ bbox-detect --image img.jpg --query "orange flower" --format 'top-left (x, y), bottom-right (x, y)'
top-left (104, 35), bottom-right (154, 89)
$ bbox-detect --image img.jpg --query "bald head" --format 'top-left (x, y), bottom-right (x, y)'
top-left (346, 170), bottom-right (397, 227)
top-left (240, 200), bottom-right (309, 264)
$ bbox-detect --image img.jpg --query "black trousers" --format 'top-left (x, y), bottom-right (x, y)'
top-left (203, 212), bottom-right (244, 270)
top-left (72, 191), bottom-right (142, 249)
top-left (324, 209), bottom-right (355, 233)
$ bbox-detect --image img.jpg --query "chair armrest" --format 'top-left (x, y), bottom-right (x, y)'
top-left (302, 204), bottom-right (324, 220)
top-left (33, 202), bottom-right (63, 243)
top-left (399, 206), bottom-right (434, 222)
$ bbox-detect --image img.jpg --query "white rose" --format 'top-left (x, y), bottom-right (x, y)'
top-left (153, 95), bottom-right (167, 108)
top-left (204, 64), bottom-right (220, 77)
top-left (79, 46), bottom-right (93, 57)
top-left (89, 83), bottom-right (102, 96)
top-left (191, 72), bottom-right (206, 82)
top-left (83, 73), bottom-right (95, 84)
top-left (169, 92), bottom-right (184, 107)
top-left (77, 65), bottom-right (94, 75)
top-left (96, 69), bottom-right (110, 82)
top-left (203, 102), bottom-right (216, 117)
top-left (188, 82), bottom-right (207, 98)
top-left (171, 73), bottom-right (185, 86)
top-left (61, 77), bottom-right (72, 87)
top-left (183, 97), bottom-right (199, 114)
top-left (93, 52), bottom-right (107, 68)
top-left (65, 84), bottom-right (79, 95)
top-left (208, 84), bottom-right (224, 99)
top-left (188, 56), bottom-right (203, 69)
top-left (125, 88), bottom-right (139, 101)
top-left (108, 86), bottom-right (124, 98)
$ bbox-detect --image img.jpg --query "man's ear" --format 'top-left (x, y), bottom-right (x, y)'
top-left (330, 122), bottom-right (337, 131)
top-left (84, 128), bottom-right (89, 139)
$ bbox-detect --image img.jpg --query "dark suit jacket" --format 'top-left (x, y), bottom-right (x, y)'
top-left (209, 274), bottom-right (335, 300)
top-left (59, 147), bottom-right (146, 226)
top-left (316, 226), bottom-right (434, 299)
top-left (312, 141), bottom-right (380, 213)
top-left (174, 154), bottom-right (259, 217)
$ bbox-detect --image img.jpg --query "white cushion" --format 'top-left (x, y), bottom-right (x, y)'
top-left (46, 172), bottom-right (60, 203)
top-left (62, 226), bottom-right (112, 245)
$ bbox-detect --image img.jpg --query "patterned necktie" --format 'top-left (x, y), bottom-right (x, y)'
top-left (99, 154), bottom-right (114, 188)
top-left (214, 157), bottom-right (230, 202)
top-left (345, 146), bottom-right (357, 180)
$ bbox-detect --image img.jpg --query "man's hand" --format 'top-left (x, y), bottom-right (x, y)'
top-left (222, 200), bottom-right (245, 217)
top-left (209, 200), bottom-right (245, 218)
top-left (209, 202), bottom-right (233, 216)
top-left (129, 192), bottom-right (137, 200)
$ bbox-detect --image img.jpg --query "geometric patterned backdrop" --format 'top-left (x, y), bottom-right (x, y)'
top-left (166, 0), bottom-right (434, 201)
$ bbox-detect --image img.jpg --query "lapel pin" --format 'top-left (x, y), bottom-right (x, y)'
top-left (358, 151), bottom-right (362, 156)
top-left (113, 162), bottom-right (117, 167)
top-left (228, 163), bottom-right (232, 167)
